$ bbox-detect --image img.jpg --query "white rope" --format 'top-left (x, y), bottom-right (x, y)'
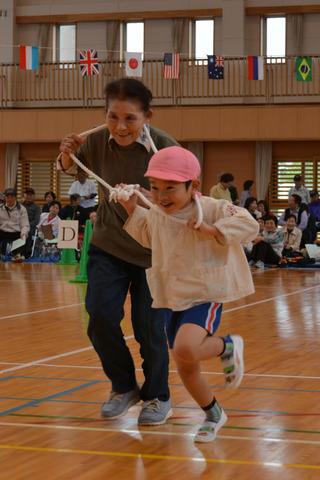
top-left (68, 124), bottom-right (203, 227)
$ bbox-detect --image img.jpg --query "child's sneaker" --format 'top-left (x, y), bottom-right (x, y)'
top-left (220, 335), bottom-right (244, 389)
top-left (194, 404), bottom-right (227, 443)
top-left (255, 260), bottom-right (265, 269)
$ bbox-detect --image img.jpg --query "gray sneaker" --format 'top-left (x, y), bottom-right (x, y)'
top-left (101, 388), bottom-right (140, 419)
top-left (138, 398), bottom-right (173, 426)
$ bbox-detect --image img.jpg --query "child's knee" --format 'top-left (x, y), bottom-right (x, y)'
top-left (173, 342), bottom-right (197, 364)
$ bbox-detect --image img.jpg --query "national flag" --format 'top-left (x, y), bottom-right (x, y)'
top-left (247, 56), bottom-right (264, 80)
top-left (19, 45), bottom-right (39, 70)
top-left (125, 52), bottom-right (143, 77)
top-left (79, 49), bottom-right (100, 77)
top-left (208, 55), bottom-right (224, 80)
top-left (163, 53), bottom-right (180, 79)
top-left (295, 56), bottom-right (312, 82)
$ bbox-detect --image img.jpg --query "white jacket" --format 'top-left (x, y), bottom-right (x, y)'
top-left (124, 196), bottom-right (259, 311)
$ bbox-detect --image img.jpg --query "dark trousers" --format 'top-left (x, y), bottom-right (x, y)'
top-left (250, 241), bottom-right (280, 264)
top-left (86, 245), bottom-right (170, 401)
top-left (0, 230), bottom-right (21, 256)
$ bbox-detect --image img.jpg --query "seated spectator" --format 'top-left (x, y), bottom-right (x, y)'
top-left (239, 180), bottom-right (254, 207)
top-left (22, 188), bottom-right (41, 258)
top-left (279, 194), bottom-right (308, 229)
top-left (68, 170), bottom-right (97, 213)
top-left (59, 194), bottom-right (87, 232)
top-left (257, 200), bottom-right (271, 217)
top-left (42, 191), bottom-right (57, 213)
top-left (309, 190), bottom-right (320, 225)
top-left (244, 197), bottom-right (262, 220)
top-left (288, 174), bottom-right (310, 204)
top-left (279, 194), bottom-right (316, 246)
top-left (249, 215), bottom-right (283, 268)
top-left (209, 173), bottom-right (234, 202)
top-left (37, 201), bottom-right (61, 238)
top-left (0, 188), bottom-right (30, 262)
top-left (281, 215), bottom-right (302, 257)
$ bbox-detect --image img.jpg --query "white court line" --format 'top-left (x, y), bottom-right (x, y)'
top-left (223, 284), bottom-right (320, 314)
top-left (1, 283), bottom-right (319, 322)
top-left (0, 336), bottom-right (134, 375)
top-left (1, 361), bottom-right (319, 381)
top-left (0, 303), bottom-right (85, 321)
top-left (1, 283), bottom-right (319, 375)
top-left (0, 421), bottom-right (319, 446)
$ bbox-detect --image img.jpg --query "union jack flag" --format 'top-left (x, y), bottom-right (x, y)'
top-left (79, 49), bottom-right (100, 77)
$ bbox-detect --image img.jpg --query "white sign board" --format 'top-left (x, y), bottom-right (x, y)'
top-left (58, 220), bottom-right (78, 249)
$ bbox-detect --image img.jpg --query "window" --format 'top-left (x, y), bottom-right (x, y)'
top-left (58, 25), bottom-right (76, 63)
top-left (126, 22), bottom-right (144, 59)
top-left (266, 17), bottom-right (286, 63)
top-left (16, 160), bottom-right (99, 204)
top-left (270, 158), bottom-right (320, 213)
top-left (194, 19), bottom-right (214, 63)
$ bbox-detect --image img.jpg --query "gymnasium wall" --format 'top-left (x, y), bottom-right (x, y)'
top-left (1, 138), bottom-right (320, 200)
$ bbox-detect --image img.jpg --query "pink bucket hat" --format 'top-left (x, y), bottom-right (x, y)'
top-left (145, 146), bottom-right (201, 182)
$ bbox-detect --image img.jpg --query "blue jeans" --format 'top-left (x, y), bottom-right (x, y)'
top-left (86, 245), bottom-right (170, 401)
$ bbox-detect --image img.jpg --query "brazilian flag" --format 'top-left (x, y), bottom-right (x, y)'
top-left (295, 56), bottom-right (312, 82)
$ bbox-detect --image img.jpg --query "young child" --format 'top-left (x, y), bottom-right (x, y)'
top-left (118, 146), bottom-right (259, 442)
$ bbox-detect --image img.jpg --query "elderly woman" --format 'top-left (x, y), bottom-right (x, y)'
top-left (58, 78), bottom-right (178, 425)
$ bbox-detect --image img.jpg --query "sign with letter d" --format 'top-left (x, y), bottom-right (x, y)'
top-left (58, 220), bottom-right (79, 249)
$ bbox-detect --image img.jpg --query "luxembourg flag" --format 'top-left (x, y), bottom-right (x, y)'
top-left (19, 45), bottom-right (39, 70)
top-left (247, 56), bottom-right (264, 80)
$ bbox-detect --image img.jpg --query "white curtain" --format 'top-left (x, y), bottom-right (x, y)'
top-left (187, 141), bottom-right (204, 189)
top-left (255, 141), bottom-right (272, 200)
top-left (288, 14), bottom-right (304, 55)
top-left (5, 143), bottom-right (19, 188)
top-left (172, 18), bottom-right (188, 53)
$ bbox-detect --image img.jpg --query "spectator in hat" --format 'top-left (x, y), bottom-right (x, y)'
top-left (288, 175), bottom-right (310, 204)
top-left (0, 188), bottom-right (30, 261)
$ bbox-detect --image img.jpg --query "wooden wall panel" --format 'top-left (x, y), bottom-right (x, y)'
top-left (0, 144), bottom-right (6, 192)
top-left (1, 105), bottom-right (320, 143)
top-left (202, 141), bottom-right (256, 196)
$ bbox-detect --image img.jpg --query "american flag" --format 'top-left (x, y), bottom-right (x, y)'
top-left (208, 55), bottom-right (224, 80)
top-left (163, 53), bottom-right (180, 79)
top-left (79, 49), bottom-right (100, 77)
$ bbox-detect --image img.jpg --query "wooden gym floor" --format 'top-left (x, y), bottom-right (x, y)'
top-left (0, 263), bottom-right (320, 479)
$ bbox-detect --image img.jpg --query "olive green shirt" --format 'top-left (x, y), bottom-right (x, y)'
top-left (77, 126), bottom-right (178, 268)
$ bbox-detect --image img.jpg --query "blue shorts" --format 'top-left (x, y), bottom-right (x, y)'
top-left (165, 302), bottom-right (223, 349)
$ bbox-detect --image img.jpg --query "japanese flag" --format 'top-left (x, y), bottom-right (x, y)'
top-left (125, 52), bottom-right (143, 77)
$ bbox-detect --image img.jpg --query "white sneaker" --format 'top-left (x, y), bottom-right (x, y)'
top-left (221, 335), bottom-right (244, 389)
top-left (194, 408), bottom-right (228, 443)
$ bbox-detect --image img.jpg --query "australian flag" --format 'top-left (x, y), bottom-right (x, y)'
top-left (208, 55), bottom-right (224, 80)
top-left (79, 49), bottom-right (100, 77)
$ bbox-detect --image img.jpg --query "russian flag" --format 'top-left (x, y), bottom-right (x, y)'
top-left (19, 45), bottom-right (39, 70)
top-left (247, 56), bottom-right (264, 80)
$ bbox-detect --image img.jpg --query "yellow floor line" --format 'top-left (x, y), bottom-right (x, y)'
top-left (0, 444), bottom-right (320, 471)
